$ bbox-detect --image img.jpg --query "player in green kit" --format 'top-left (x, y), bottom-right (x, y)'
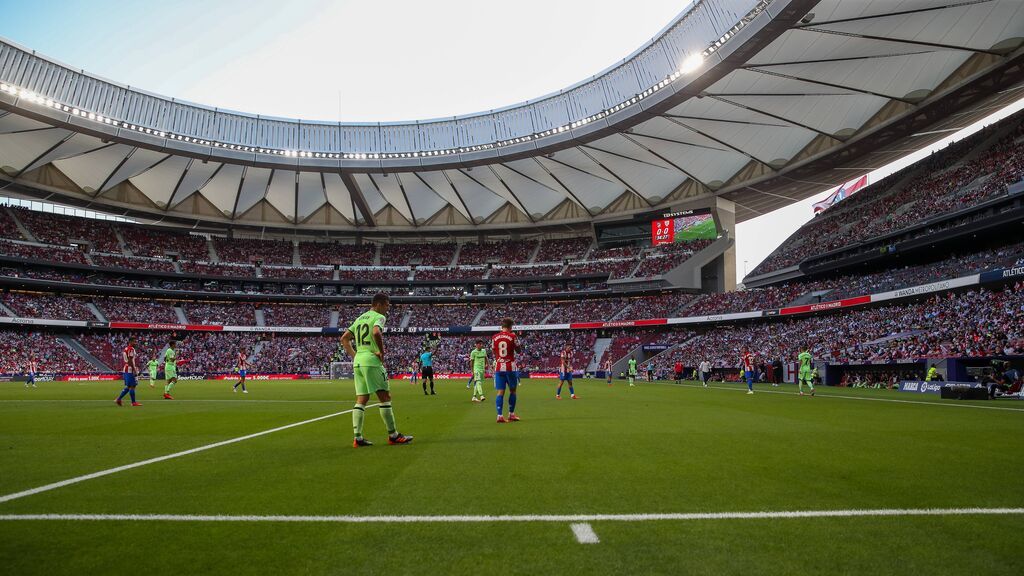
top-left (468, 340), bottom-right (488, 403)
top-left (340, 293), bottom-right (413, 448)
top-left (798, 344), bottom-right (815, 396)
top-left (163, 340), bottom-right (178, 399)
top-left (627, 357), bottom-right (638, 387)
top-left (147, 358), bottom-right (159, 388)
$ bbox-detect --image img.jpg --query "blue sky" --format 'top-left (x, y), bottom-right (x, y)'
top-left (2, 0), bottom-right (1020, 278)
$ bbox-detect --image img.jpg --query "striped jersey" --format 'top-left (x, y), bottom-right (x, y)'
top-left (492, 330), bottom-right (519, 372)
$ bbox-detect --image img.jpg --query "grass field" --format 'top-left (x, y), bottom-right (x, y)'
top-left (675, 216), bottom-right (718, 241)
top-left (1, 377), bottom-right (1022, 575)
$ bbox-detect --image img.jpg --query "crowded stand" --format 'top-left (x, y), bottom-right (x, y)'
top-left (403, 304), bottom-right (479, 328)
top-left (686, 284), bottom-right (805, 316)
top-left (675, 284), bottom-right (1024, 368)
top-left (261, 304), bottom-right (331, 327)
top-left (298, 242), bottom-right (377, 266)
top-left (179, 262), bottom-right (256, 278)
top-left (380, 242), bottom-right (455, 266)
top-left (260, 266), bottom-right (334, 280)
top-left (183, 302), bottom-right (256, 325)
top-left (457, 239), bottom-right (537, 265)
top-left (0, 239), bottom-right (88, 264)
top-left (589, 245), bottom-right (638, 260)
top-left (254, 335), bottom-right (339, 373)
top-left (213, 237), bottom-right (294, 265)
top-left (336, 267), bottom-right (409, 281)
top-left (598, 329), bottom-right (666, 368)
top-left (535, 236), bottom-right (592, 262)
top-left (96, 297), bottom-right (179, 323)
top-left (545, 299), bottom-right (627, 324)
top-left (752, 115), bottom-right (1024, 276)
top-left (0, 267), bottom-right (152, 288)
top-left (563, 259), bottom-right (637, 279)
top-left (616, 292), bottom-right (698, 320)
top-left (413, 267), bottom-right (486, 281)
top-left (0, 330), bottom-right (84, 373)
top-left (0, 209), bottom-right (24, 240)
top-left (2, 292), bottom-right (93, 320)
top-left (14, 209), bottom-right (121, 252)
top-left (121, 227), bottom-right (210, 260)
top-left (489, 263), bottom-right (563, 279)
top-left (77, 331), bottom-right (170, 372)
top-left (91, 254), bottom-right (177, 273)
top-left (477, 302), bottom-right (552, 325)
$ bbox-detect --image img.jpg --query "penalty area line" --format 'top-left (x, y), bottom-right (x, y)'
top-left (0, 404), bottom-right (379, 505)
top-left (0, 507), bottom-right (1022, 523)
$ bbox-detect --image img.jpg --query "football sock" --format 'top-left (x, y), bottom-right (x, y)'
top-left (556, 384), bottom-right (562, 395)
top-left (569, 385), bottom-right (575, 395)
top-left (379, 403), bottom-right (396, 435)
top-left (241, 382), bottom-right (247, 391)
top-left (473, 382), bottom-right (483, 397)
top-left (129, 388), bottom-right (136, 402)
top-left (165, 381), bottom-right (175, 394)
top-left (352, 403), bottom-right (366, 438)
top-left (117, 387), bottom-right (129, 400)
top-left (747, 380), bottom-right (753, 391)
top-left (422, 382), bottom-right (427, 394)
top-left (429, 379), bottom-right (435, 393)
top-left (495, 394), bottom-right (504, 416)
top-left (508, 392), bottom-right (517, 414)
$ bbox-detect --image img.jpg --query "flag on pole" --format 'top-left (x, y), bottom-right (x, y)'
top-left (813, 175), bottom-right (868, 214)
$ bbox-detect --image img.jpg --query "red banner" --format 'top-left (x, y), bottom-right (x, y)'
top-left (109, 322), bottom-right (224, 331)
top-left (779, 295), bottom-right (871, 316)
top-left (56, 374), bottom-right (121, 381)
top-left (569, 318), bottom-right (668, 330)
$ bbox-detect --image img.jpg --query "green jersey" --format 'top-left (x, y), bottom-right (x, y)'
top-left (798, 351), bottom-right (812, 372)
top-left (164, 348), bottom-right (176, 367)
top-left (348, 309), bottom-right (387, 367)
top-left (147, 360), bottom-right (158, 372)
top-left (628, 358), bottom-right (637, 375)
top-left (470, 348), bottom-right (487, 372)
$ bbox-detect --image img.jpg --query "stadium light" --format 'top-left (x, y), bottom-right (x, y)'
top-left (680, 53), bottom-right (704, 74)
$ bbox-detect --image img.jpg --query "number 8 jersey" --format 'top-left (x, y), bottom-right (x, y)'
top-left (492, 330), bottom-right (518, 372)
top-left (348, 309), bottom-right (386, 367)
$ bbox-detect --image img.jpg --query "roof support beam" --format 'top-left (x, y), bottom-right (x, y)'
top-left (742, 67), bottom-right (919, 105)
top-left (794, 1), bottom-right (994, 30)
top-left (339, 171), bottom-right (376, 227)
top-left (662, 116), bottom-right (776, 168)
top-left (705, 96), bottom-right (842, 140)
top-left (794, 26), bottom-right (1004, 57)
top-left (619, 134), bottom-right (712, 191)
top-left (575, 146), bottom-right (653, 208)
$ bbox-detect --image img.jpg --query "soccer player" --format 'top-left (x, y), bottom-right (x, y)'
top-left (233, 347), bottom-right (249, 394)
top-left (604, 358), bottom-right (613, 386)
top-left (410, 358), bottom-right (420, 387)
top-left (419, 348), bottom-right (435, 395)
top-left (674, 359), bottom-right (683, 385)
top-left (115, 337), bottom-right (142, 406)
top-left (341, 292), bottom-right (412, 447)
top-left (468, 340), bottom-right (488, 402)
top-left (798, 345), bottom-right (815, 396)
top-left (699, 359), bottom-right (711, 388)
top-left (556, 343), bottom-right (577, 400)
top-left (741, 347), bottom-right (755, 395)
top-left (25, 356), bottom-right (38, 388)
top-left (163, 340), bottom-right (179, 400)
top-left (492, 317), bottom-right (521, 423)
top-left (646, 362), bottom-right (655, 382)
top-left (147, 357), bottom-right (159, 388)
top-left (627, 356), bottom-right (638, 386)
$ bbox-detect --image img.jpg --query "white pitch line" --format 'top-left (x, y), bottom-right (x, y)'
top-left (658, 382), bottom-right (1024, 412)
top-left (0, 404), bottom-right (377, 505)
top-left (0, 507), bottom-right (1021, 523)
top-left (0, 399), bottom-right (345, 404)
top-left (570, 522), bottom-right (600, 543)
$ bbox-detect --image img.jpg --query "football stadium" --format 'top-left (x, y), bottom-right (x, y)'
top-left (1, 0), bottom-right (1023, 573)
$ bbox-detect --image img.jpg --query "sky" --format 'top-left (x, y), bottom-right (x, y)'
top-left (2, 0), bottom-right (1021, 280)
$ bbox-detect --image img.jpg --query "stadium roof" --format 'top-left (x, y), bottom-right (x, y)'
top-left (2, 0), bottom-right (1024, 232)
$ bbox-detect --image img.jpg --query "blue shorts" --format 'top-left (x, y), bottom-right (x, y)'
top-left (239, 370), bottom-right (247, 378)
top-left (26, 372), bottom-right (35, 382)
top-left (123, 372), bottom-right (138, 386)
top-left (494, 371), bottom-right (519, 391)
top-left (744, 370), bottom-right (753, 383)
top-left (560, 371), bottom-right (573, 382)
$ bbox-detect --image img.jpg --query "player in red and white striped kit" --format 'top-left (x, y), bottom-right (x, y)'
top-left (233, 348), bottom-right (249, 394)
top-left (492, 317), bottom-right (521, 423)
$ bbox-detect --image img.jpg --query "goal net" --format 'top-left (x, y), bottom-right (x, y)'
top-left (330, 361), bottom-right (354, 379)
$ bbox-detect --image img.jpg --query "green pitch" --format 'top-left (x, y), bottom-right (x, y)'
top-left (675, 217), bottom-right (718, 241)
top-left (1, 378), bottom-right (1022, 575)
